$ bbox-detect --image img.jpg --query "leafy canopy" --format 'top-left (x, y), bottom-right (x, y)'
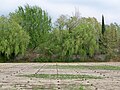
top-left (0, 16), bottom-right (30, 59)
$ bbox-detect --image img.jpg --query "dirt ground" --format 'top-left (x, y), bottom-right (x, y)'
top-left (0, 62), bottom-right (120, 90)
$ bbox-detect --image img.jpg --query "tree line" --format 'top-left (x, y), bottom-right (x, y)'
top-left (0, 5), bottom-right (120, 62)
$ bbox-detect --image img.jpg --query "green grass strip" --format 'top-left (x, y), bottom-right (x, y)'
top-left (21, 74), bottom-right (102, 79)
top-left (43, 65), bottom-right (120, 70)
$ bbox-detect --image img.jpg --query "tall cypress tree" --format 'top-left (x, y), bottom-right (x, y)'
top-left (102, 15), bottom-right (105, 35)
top-left (101, 15), bottom-right (108, 54)
top-left (98, 15), bottom-right (107, 54)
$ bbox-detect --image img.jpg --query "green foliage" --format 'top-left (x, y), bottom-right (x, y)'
top-left (104, 23), bottom-right (120, 57)
top-left (0, 16), bottom-right (30, 59)
top-left (1, 5), bottom-right (120, 62)
top-left (10, 5), bottom-right (51, 51)
top-left (47, 14), bottom-right (120, 62)
top-left (49, 17), bottom-right (100, 61)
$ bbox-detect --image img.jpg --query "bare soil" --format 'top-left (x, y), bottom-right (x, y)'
top-left (0, 62), bottom-right (120, 90)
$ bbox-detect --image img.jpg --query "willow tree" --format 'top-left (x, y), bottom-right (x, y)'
top-left (63, 17), bottom-right (99, 59)
top-left (51, 17), bottom-right (100, 61)
top-left (10, 5), bottom-right (51, 52)
top-left (0, 16), bottom-right (30, 60)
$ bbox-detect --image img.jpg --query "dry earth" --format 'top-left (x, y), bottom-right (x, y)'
top-left (0, 62), bottom-right (120, 90)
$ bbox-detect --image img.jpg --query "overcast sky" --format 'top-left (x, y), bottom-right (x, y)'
top-left (0, 0), bottom-right (120, 24)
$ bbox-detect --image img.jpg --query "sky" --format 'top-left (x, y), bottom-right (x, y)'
top-left (0, 0), bottom-right (120, 24)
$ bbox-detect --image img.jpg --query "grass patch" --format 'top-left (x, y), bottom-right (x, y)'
top-left (43, 65), bottom-right (120, 70)
top-left (20, 74), bottom-right (102, 79)
top-left (60, 84), bottom-right (86, 90)
top-left (32, 85), bottom-right (55, 90)
top-left (87, 65), bottom-right (120, 70)
top-left (79, 85), bottom-right (85, 90)
top-left (31, 84), bottom-right (85, 90)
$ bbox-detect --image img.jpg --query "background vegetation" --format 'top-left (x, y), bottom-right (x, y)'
top-left (0, 4), bottom-right (120, 62)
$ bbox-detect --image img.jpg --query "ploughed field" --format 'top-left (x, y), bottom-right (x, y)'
top-left (0, 63), bottom-right (120, 90)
